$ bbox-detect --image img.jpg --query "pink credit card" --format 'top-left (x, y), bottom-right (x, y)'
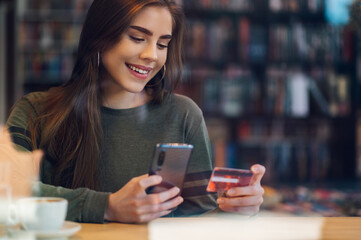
top-left (206, 167), bottom-right (253, 193)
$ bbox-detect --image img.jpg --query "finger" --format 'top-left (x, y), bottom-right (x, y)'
top-left (155, 186), bottom-right (181, 202)
top-left (133, 175), bottom-right (163, 194)
top-left (217, 195), bottom-right (263, 207)
top-left (138, 196), bottom-right (183, 214)
top-left (139, 186), bottom-right (180, 206)
top-left (249, 164), bottom-right (266, 186)
top-left (225, 185), bottom-right (264, 197)
top-left (138, 173), bottom-right (150, 178)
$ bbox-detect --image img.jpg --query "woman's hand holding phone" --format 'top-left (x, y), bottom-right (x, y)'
top-left (217, 164), bottom-right (266, 216)
top-left (104, 174), bottom-right (183, 223)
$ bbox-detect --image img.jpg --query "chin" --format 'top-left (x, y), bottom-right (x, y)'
top-left (124, 83), bottom-right (148, 93)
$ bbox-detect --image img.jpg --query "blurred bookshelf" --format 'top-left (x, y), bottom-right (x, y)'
top-left (15, 0), bottom-right (92, 95)
top-left (176, 0), bottom-right (360, 187)
top-left (176, 0), bottom-right (361, 216)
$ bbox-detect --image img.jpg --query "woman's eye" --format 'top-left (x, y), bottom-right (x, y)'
top-left (157, 43), bottom-right (168, 49)
top-left (129, 35), bottom-right (144, 42)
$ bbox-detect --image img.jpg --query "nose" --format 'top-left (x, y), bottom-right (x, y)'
top-left (140, 42), bottom-right (158, 62)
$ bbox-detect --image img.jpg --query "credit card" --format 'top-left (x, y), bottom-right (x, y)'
top-left (206, 167), bottom-right (253, 193)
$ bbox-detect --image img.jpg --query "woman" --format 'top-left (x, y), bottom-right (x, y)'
top-left (6, 0), bottom-right (265, 223)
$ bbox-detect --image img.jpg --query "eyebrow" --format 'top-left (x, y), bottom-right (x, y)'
top-left (129, 25), bottom-right (172, 39)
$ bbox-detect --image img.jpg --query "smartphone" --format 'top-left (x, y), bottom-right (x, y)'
top-left (146, 143), bottom-right (193, 195)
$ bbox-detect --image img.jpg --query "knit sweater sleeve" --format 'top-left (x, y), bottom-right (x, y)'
top-left (6, 93), bottom-right (110, 223)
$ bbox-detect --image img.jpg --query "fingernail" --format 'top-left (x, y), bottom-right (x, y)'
top-left (227, 189), bottom-right (235, 196)
top-left (252, 166), bottom-right (259, 172)
top-left (153, 175), bottom-right (161, 182)
top-left (178, 197), bottom-right (183, 203)
top-left (217, 199), bottom-right (224, 204)
top-left (174, 187), bottom-right (180, 193)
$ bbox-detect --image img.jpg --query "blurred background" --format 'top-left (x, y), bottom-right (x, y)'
top-left (0, 0), bottom-right (361, 216)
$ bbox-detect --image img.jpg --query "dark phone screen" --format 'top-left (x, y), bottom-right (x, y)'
top-left (146, 143), bottom-right (193, 195)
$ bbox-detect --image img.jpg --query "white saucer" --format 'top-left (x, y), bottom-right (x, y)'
top-left (8, 221), bottom-right (81, 239)
top-left (35, 221), bottom-right (81, 238)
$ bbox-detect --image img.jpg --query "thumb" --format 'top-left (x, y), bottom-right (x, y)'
top-left (249, 164), bottom-right (266, 186)
top-left (138, 175), bottom-right (162, 190)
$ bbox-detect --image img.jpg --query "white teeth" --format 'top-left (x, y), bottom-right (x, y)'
top-left (128, 65), bottom-right (149, 74)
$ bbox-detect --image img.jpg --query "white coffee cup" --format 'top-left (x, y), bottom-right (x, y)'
top-left (15, 197), bottom-right (68, 232)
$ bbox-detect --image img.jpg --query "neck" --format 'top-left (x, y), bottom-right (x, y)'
top-left (102, 90), bottom-right (150, 109)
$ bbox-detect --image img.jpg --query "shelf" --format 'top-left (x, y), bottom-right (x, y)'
top-left (203, 113), bottom-right (352, 121)
top-left (185, 10), bottom-right (325, 23)
top-left (18, 10), bottom-right (87, 23)
top-left (18, 45), bottom-right (77, 54)
top-left (185, 60), bottom-right (355, 70)
top-left (237, 137), bottom-right (327, 146)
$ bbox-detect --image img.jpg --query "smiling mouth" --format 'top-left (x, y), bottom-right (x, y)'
top-left (126, 63), bottom-right (151, 75)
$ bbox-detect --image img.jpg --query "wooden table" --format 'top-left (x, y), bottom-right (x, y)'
top-left (71, 216), bottom-right (361, 240)
top-left (71, 222), bottom-right (147, 240)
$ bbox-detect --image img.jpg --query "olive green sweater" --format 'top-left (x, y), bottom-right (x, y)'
top-left (6, 92), bottom-right (217, 223)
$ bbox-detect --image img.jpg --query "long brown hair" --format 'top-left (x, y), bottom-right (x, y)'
top-left (30, 0), bottom-right (184, 190)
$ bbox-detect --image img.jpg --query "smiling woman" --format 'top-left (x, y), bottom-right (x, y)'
top-left (5, 0), bottom-right (265, 224)
top-left (100, 6), bottom-right (173, 107)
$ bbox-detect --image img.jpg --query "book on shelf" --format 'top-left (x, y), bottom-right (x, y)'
top-left (267, 23), bottom-right (350, 64)
top-left (249, 25), bottom-right (267, 63)
top-left (220, 67), bottom-right (260, 117)
top-left (17, 0), bottom-right (91, 14)
top-left (308, 75), bottom-right (330, 116)
top-left (336, 75), bottom-right (350, 116)
top-left (203, 76), bottom-right (220, 114)
top-left (220, 76), bottom-right (244, 117)
top-left (264, 67), bottom-right (290, 116)
top-left (238, 19), bottom-right (267, 63)
top-left (239, 18), bottom-right (250, 63)
top-left (186, 18), bottom-right (233, 62)
top-left (206, 118), bottom-right (229, 167)
top-left (183, 0), bottom-right (255, 11)
top-left (263, 67), bottom-right (351, 117)
top-left (288, 72), bottom-right (309, 117)
top-left (194, 65), bottom-right (261, 117)
top-left (234, 119), bottom-right (333, 182)
top-left (269, 0), bottom-right (323, 13)
top-left (192, 63), bottom-right (351, 118)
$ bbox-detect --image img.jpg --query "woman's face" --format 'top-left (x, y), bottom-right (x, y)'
top-left (101, 6), bottom-right (173, 95)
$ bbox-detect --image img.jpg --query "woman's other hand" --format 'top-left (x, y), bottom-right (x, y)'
top-left (217, 164), bottom-right (265, 216)
top-left (104, 174), bottom-right (183, 223)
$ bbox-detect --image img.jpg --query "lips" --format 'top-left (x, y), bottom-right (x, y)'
top-left (126, 63), bottom-right (152, 73)
top-left (126, 63), bottom-right (153, 80)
